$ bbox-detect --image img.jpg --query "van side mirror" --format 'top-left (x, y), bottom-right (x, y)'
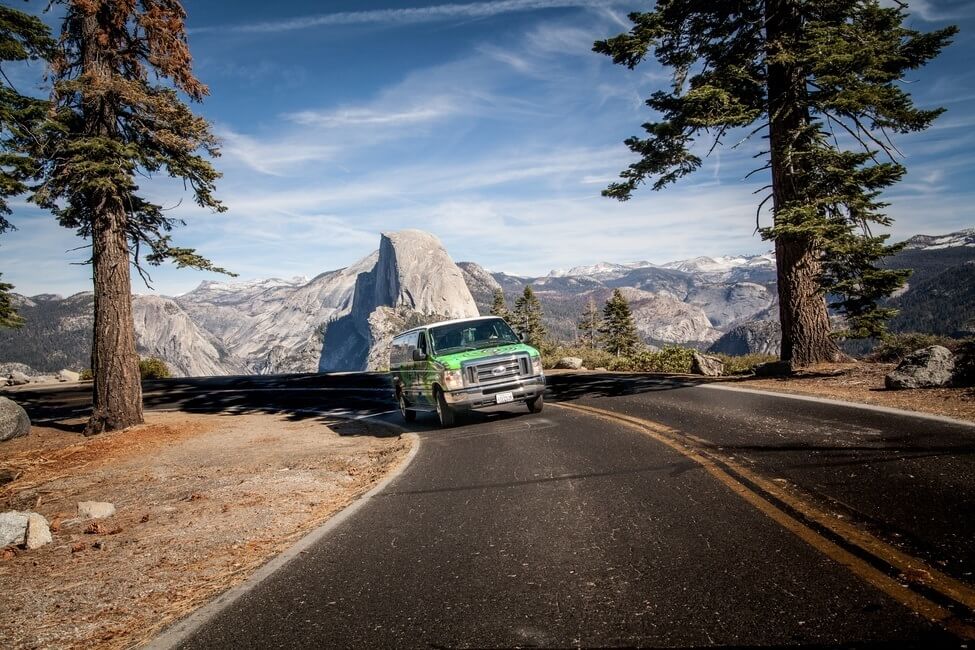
top-left (412, 349), bottom-right (427, 362)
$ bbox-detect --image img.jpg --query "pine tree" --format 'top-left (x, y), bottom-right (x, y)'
top-left (512, 285), bottom-right (546, 349)
top-left (30, 1), bottom-right (231, 434)
top-left (0, 5), bottom-right (55, 329)
top-left (489, 287), bottom-right (511, 321)
top-left (577, 296), bottom-right (601, 350)
top-left (600, 289), bottom-right (640, 357)
top-left (594, 1), bottom-right (955, 368)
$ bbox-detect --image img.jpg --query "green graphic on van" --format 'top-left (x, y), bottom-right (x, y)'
top-left (389, 317), bottom-right (546, 427)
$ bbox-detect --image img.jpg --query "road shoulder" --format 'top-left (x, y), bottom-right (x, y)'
top-left (0, 411), bottom-right (416, 649)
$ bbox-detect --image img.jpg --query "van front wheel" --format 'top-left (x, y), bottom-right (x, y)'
top-left (526, 394), bottom-right (544, 414)
top-left (435, 389), bottom-right (455, 427)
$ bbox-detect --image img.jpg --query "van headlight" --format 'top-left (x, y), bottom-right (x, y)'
top-left (443, 369), bottom-right (465, 391)
top-left (531, 355), bottom-right (543, 376)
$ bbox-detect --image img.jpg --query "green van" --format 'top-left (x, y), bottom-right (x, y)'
top-left (389, 316), bottom-right (546, 427)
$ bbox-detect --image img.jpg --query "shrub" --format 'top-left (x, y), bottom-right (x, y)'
top-left (139, 357), bottom-right (171, 379)
top-left (951, 340), bottom-right (975, 387)
top-left (541, 344), bottom-right (617, 370)
top-left (869, 332), bottom-right (958, 363)
top-left (78, 368), bottom-right (93, 381)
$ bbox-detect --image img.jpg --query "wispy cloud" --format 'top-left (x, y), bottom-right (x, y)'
top-left (192, 0), bottom-right (629, 34)
top-left (287, 98), bottom-right (459, 127)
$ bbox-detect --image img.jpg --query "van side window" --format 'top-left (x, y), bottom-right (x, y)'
top-left (391, 333), bottom-right (415, 367)
top-left (403, 332), bottom-right (418, 362)
top-left (417, 331), bottom-right (428, 355)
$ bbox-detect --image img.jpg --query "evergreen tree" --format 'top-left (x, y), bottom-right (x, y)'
top-left (594, 1), bottom-right (955, 368)
top-left (0, 5), bottom-right (55, 328)
top-left (600, 289), bottom-right (640, 357)
top-left (489, 287), bottom-right (511, 321)
top-left (512, 285), bottom-right (546, 348)
top-left (577, 296), bottom-right (601, 350)
top-left (0, 274), bottom-right (22, 328)
top-left (31, 1), bottom-right (231, 434)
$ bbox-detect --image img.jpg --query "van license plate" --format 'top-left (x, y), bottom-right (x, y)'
top-left (495, 391), bottom-right (514, 404)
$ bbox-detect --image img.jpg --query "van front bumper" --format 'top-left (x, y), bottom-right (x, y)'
top-left (443, 375), bottom-right (546, 410)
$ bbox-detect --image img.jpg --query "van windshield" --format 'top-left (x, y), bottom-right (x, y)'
top-left (429, 318), bottom-right (520, 355)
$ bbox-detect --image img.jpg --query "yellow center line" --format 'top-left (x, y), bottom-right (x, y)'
top-left (555, 401), bottom-right (975, 639)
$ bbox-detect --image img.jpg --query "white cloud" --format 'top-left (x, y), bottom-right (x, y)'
top-left (193, 0), bottom-right (630, 34)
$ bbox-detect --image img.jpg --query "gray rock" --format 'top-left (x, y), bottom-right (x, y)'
top-left (753, 360), bottom-right (792, 377)
top-left (0, 397), bottom-right (30, 442)
top-left (0, 468), bottom-right (20, 485)
top-left (0, 511), bottom-right (28, 547)
top-left (886, 345), bottom-right (955, 390)
top-left (691, 352), bottom-right (724, 377)
top-left (7, 371), bottom-right (29, 386)
top-left (555, 357), bottom-right (584, 370)
top-left (25, 513), bottom-right (52, 549)
top-left (57, 369), bottom-right (80, 382)
top-left (78, 501), bottom-right (116, 519)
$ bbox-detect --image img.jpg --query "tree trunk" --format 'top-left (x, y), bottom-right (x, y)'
top-left (81, 10), bottom-right (143, 435)
top-left (765, 0), bottom-right (840, 369)
top-left (86, 203), bottom-right (143, 435)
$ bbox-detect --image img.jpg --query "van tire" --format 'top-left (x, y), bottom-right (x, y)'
top-left (526, 394), bottom-right (544, 414)
top-left (435, 388), bottom-right (455, 427)
top-left (398, 391), bottom-right (416, 422)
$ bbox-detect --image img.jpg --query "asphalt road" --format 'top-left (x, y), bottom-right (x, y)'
top-left (7, 373), bottom-right (974, 647)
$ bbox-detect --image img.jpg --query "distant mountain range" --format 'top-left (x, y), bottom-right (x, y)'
top-left (1, 228), bottom-right (972, 376)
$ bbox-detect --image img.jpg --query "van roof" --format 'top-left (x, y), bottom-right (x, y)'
top-left (393, 315), bottom-right (503, 338)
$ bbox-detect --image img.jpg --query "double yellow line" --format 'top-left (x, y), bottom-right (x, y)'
top-left (556, 401), bottom-right (975, 640)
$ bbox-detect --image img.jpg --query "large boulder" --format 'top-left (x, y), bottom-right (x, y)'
top-left (691, 351), bottom-right (724, 377)
top-left (885, 345), bottom-right (955, 390)
top-left (0, 511), bottom-right (29, 547)
top-left (0, 397), bottom-right (30, 442)
top-left (554, 357), bottom-right (585, 370)
top-left (7, 371), bottom-right (29, 386)
top-left (57, 369), bottom-right (80, 383)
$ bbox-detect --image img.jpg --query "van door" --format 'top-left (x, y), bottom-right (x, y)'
top-left (414, 330), bottom-right (433, 407)
top-left (401, 331), bottom-right (419, 404)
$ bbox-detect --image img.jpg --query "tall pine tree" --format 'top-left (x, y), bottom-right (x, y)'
top-left (594, 1), bottom-right (955, 368)
top-left (512, 285), bottom-right (546, 349)
top-left (31, 1), bottom-right (230, 434)
top-left (577, 296), bottom-right (601, 350)
top-left (600, 289), bottom-right (640, 357)
top-left (489, 287), bottom-right (511, 321)
top-left (0, 5), bottom-right (54, 329)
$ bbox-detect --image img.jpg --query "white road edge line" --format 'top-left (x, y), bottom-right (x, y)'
top-left (145, 423), bottom-right (421, 650)
top-left (699, 383), bottom-right (975, 429)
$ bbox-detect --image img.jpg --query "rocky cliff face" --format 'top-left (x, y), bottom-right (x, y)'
top-left (321, 230), bottom-right (479, 371)
top-left (132, 295), bottom-right (248, 377)
top-left (708, 320), bottom-right (782, 356)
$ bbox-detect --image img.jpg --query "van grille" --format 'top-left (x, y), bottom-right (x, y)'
top-left (465, 354), bottom-right (530, 386)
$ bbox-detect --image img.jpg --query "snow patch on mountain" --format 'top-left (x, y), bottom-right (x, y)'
top-left (904, 228), bottom-right (975, 251)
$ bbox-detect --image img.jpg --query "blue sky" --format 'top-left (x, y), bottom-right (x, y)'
top-left (3, 0), bottom-right (974, 295)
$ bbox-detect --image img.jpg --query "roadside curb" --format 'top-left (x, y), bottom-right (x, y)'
top-left (145, 419), bottom-right (421, 650)
top-left (699, 382), bottom-right (975, 429)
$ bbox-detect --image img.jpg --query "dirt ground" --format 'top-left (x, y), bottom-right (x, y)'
top-left (733, 362), bottom-right (975, 422)
top-left (0, 411), bottom-right (412, 649)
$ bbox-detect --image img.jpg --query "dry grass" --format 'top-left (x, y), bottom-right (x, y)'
top-left (737, 362), bottom-right (975, 422)
top-left (0, 412), bottom-right (412, 649)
